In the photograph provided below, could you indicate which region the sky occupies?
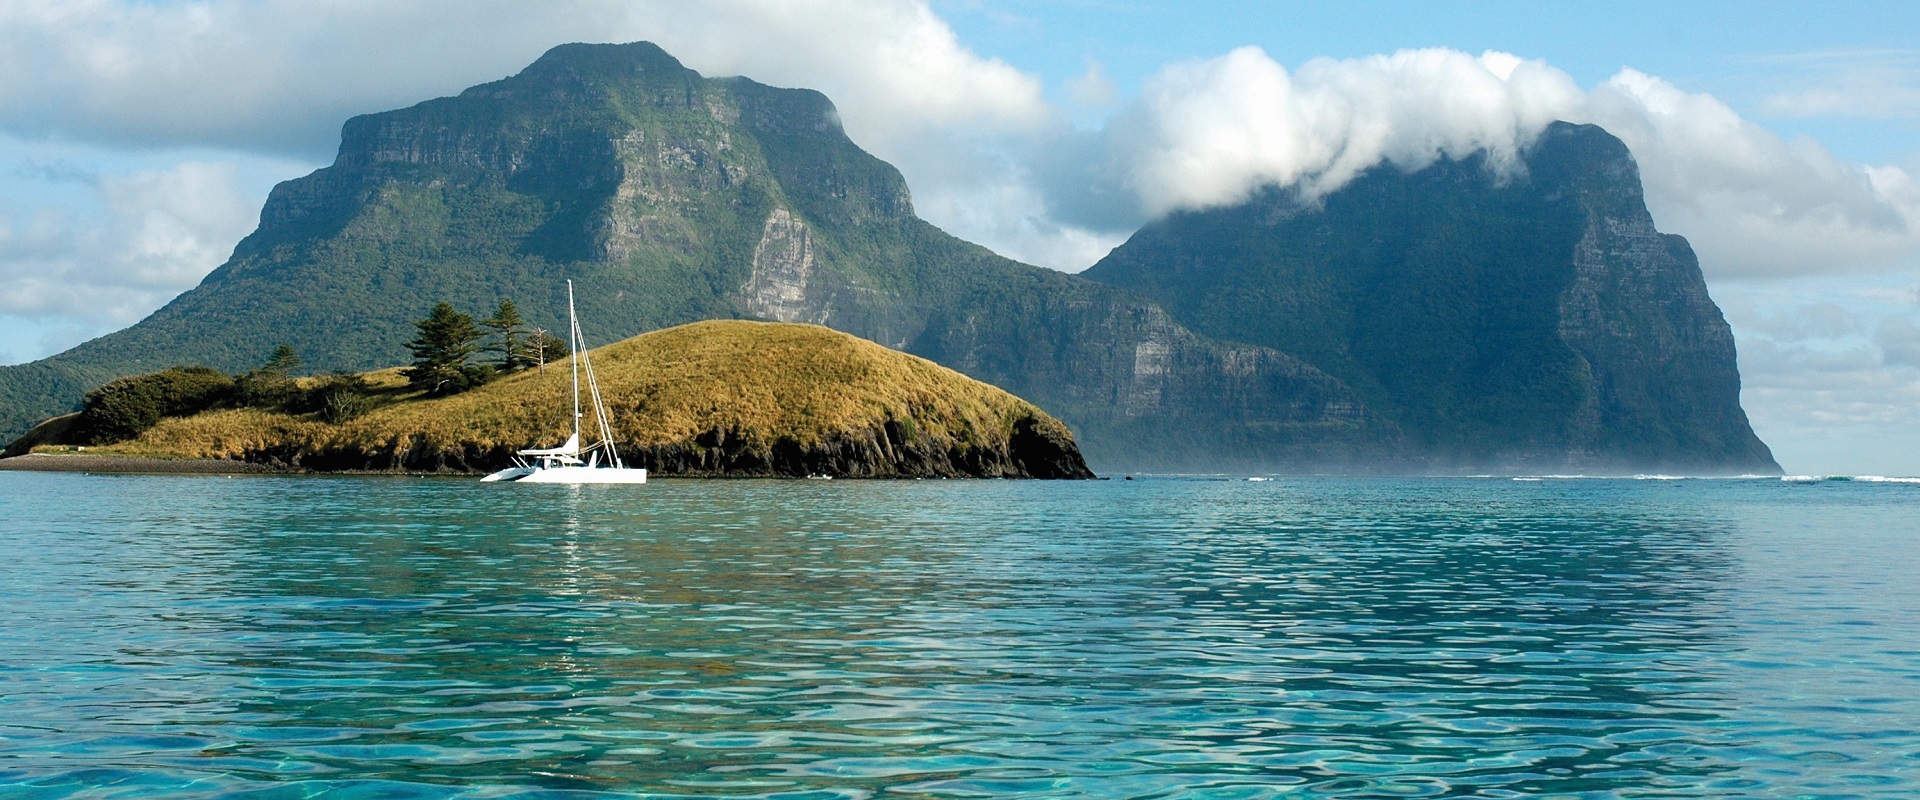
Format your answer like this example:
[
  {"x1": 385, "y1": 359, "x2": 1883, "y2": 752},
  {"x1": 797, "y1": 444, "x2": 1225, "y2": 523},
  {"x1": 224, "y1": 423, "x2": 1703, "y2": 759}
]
[{"x1": 1, "y1": 0, "x2": 1917, "y2": 475}]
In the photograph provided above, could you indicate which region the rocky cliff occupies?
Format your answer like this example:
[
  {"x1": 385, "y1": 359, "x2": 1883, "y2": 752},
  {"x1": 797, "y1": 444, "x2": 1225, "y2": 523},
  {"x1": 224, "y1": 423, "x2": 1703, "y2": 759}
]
[{"x1": 1083, "y1": 122, "x2": 1777, "y2": 473}]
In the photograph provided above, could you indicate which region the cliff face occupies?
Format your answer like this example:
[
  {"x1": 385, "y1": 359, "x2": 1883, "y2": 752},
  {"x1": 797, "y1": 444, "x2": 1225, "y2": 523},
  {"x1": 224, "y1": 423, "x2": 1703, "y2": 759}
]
[
  {"x1": 1083, "y1": 122, "x2": 1777, "y2": 473},
  {"x1": 0, "y1": 42, "x2": 1379, "y2": 470}
]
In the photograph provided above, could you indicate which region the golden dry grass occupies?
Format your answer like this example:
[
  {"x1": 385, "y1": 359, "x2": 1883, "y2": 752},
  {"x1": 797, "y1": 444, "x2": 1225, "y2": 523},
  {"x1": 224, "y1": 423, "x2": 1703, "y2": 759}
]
[{"x1": 88, "y1": 320, "x2": 1072, "y2": 462}]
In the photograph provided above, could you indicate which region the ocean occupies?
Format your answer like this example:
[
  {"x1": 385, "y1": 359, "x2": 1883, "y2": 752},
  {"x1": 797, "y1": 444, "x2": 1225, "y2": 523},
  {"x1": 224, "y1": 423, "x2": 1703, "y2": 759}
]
[{"x1": 1, "y1": 471, "x2": 1916, "y2": 798}]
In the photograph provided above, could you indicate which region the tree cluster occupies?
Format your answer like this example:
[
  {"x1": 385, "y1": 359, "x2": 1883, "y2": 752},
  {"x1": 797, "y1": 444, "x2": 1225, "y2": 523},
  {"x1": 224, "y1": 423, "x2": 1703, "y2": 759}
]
[
  {"x1": 404, "y1": 299, "x2": 566, "y2": 396},
  {"x1": 69, "y1": 346, "x2": 380, "y2": 445},
  {"x1": 63, "y1": 297, "x2": 569, "y2": 445}
]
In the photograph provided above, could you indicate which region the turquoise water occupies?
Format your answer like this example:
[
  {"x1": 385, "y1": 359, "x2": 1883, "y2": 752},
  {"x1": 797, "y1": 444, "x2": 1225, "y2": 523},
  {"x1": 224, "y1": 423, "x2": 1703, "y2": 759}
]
[{"x1": 1, "y1": 473, "x2": 1917, "y2": 798}]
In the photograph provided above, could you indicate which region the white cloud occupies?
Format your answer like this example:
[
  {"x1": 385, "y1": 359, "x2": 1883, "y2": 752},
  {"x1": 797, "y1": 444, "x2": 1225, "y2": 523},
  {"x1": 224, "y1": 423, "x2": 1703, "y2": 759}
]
[
  {"x1": 0, "y1": 0, "x2": 1072, "y2": 273},
  {"x1": 1757, "y1": 50, "x2": 1920, "y2": 120},
  {"x1": 1715, "y1": 275, "x2": 1920, "y2": 474},
  {"x1": 1879, "y1": 315, "x2": 1920, "y2": 367},
  {"x1": 0, "y1": 0, "x2": 1049, "y2": 161},
  {"x1": 1586, "y1": 70, "x2": 1920, "y2": 278},
  {"x1": 1087, "y1": 47, "x2": 1582, "y2": 219},
  {"x1": 0, "y1": 160, "x2": 262, "y2": 338},
  {"x1": 1033, "y1": 47, "x2": 1920, "y2": 279},
  {"x1": 1065, "y1": 61, "x2": 1117, "y2": 111}
]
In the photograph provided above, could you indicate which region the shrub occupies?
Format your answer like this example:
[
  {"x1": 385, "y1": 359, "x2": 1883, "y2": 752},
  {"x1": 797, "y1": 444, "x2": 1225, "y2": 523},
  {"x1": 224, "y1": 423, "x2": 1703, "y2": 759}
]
[
  {"x1": 320, "y1": 390, "x2": 374, "y2": 424},
  {"x1": 294, "y1": 373, "x2": 377, "y2": 423},
  {"x1": 319, "y1": 385, "x2": 374, "y2": 423},
  {"x1": 71, "y1": 366, "x2": 235, "y2": 444},
  {"x1": 457, "y1": 363, "x2": 497, "y2": 393},
  {"x1": 234, "y1": 370, "x2": 301, "y2": 408}
]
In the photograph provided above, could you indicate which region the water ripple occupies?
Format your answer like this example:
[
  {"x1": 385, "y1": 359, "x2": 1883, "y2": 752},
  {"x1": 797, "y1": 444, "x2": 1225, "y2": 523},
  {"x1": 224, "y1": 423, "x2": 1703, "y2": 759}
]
[{"x1": 2, "y1": 474, "x2": 1918, "y2": 797}]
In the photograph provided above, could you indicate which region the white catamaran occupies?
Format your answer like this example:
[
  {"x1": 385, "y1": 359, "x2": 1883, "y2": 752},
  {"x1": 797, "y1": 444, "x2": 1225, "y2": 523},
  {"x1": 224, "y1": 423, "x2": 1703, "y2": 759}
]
[{"x1": 481, "y1": 280, "x2": 647, "y2": 484}]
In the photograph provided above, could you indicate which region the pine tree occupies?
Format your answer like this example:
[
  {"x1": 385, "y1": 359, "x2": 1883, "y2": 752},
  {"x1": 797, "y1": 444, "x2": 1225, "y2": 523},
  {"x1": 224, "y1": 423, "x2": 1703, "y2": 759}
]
[
  {"x1": 264, "y1": 344, "x2": 301, "y2": 375},
  {"x1": 235, "y1": 344, "x2": 302, "y2": 408},
  {"x1": 404, "y1": 302, "x2": 489, "y2": 396},
  {"x1": 481, "y1": 299, "x2": 527, "y2": 372}
]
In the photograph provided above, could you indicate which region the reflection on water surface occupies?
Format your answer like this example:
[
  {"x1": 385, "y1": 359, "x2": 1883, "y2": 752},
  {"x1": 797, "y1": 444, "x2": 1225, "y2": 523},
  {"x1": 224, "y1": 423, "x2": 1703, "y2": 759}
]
[{"x1": 2, "y1": 474, "x2": 1917, "y2": 797}]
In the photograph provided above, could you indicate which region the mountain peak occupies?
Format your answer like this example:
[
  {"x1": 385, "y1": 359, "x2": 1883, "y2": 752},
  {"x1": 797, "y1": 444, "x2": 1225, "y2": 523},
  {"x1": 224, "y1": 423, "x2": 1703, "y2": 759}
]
[
  {"x1": 521, "y1": 40, "x2": 691, "y2": 77},
  {"x1": 1527, "y1": 121, "x2": 1651, "y2": 220},
  {"x1": 455, "y1": 41, "x2": 703, "y2": 105}
]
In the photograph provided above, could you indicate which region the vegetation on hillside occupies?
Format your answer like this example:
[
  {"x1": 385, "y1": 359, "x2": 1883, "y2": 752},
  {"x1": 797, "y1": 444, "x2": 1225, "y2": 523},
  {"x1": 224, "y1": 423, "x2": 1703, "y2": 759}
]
[
  {"x1": 233, "y1": 344, "x2": 303, "y2": 408},
  {"x1": 0, "y1": 40, "x2": 1358, "y2": 472},
  {"x1": 69, "y1": 366, "x2": 237, "y2": 445},
  {"x1": 404, "y1": 302, "x2": 493, "y2": 396},
  {"x1": 42, "y1": 296, "x2": 541, "y2": 449}
]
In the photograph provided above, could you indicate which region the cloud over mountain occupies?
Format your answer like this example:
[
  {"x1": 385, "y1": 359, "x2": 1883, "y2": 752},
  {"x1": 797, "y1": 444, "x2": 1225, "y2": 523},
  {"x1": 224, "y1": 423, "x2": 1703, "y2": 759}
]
[
  {"x1": 0, "y1": 0, "x2": 1049, "y2": 157},
  {"x1": 0, "y1": 0, "x2": 1056, "y2": 346},
  {"x1": 3, "y1": 0, "x2": 1919, "y2": 473},
  {"x1": 1041, "y1": 47, "x2": 1920, "y2": 280},
  {"x1": 4, "y1": 1, "x2": 1914, "y2": 281}
]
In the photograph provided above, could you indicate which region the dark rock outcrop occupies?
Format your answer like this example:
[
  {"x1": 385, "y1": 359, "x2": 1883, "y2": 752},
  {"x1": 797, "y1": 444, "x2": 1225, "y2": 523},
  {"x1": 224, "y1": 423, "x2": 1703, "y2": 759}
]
[{"x1": 1083, "y1": 123, "x2": 1777, "y2": 473}]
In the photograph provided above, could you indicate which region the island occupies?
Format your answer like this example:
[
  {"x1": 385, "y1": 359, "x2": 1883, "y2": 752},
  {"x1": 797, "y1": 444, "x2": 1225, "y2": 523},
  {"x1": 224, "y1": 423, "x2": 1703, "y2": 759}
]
[{"x1": 2, "y1": 321, "x2": 1095, "y2": 479}]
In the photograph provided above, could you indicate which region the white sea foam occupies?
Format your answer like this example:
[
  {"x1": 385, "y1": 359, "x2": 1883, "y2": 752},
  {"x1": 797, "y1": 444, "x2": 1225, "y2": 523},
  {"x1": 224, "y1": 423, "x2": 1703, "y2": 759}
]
[{"x1": 1776, "y1": 475, "x2": 1918, "y2": 483}]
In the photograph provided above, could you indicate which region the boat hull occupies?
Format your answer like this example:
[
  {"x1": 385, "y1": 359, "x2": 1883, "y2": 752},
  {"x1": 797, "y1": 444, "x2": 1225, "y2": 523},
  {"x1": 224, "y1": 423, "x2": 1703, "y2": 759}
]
[
  {"x1": 489, "y1": 466, "x2": 648, "y2": 484},
  {"x1": 480, "y1": 466, "x2": 535, "y2": 482}
]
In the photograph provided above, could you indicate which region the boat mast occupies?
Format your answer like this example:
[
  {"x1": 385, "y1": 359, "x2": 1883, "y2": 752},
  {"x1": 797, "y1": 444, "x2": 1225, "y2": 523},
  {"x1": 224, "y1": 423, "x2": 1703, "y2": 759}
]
[{"x1": 567, "y1": 280, "x2": 582, "y2": 449}]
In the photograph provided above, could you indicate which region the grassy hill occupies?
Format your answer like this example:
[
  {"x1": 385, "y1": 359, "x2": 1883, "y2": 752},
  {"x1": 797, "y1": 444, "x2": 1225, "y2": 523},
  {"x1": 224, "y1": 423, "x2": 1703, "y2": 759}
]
[{"x1": 24, "y1": 321, "x2": 1092, "y2": 478}]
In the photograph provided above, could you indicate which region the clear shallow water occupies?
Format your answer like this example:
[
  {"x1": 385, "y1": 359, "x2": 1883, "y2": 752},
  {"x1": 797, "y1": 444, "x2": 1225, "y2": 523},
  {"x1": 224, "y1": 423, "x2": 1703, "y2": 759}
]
[{"x1": 1, "y1": 473, "x2": 1917, "y2": 799}]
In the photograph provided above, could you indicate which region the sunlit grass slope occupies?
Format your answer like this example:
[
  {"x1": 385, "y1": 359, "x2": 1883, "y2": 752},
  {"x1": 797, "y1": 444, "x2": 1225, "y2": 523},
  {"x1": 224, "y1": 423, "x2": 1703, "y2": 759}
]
[{"x1": 90, "y1": 321, "x2": 1093, "y2": 478}]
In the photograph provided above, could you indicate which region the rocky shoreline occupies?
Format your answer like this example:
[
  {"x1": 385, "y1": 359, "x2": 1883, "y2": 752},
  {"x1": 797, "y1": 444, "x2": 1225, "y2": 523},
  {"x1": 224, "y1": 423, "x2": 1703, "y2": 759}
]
[
  {"x1": 0, "y1": 429, "x2": 1094, "y2": 478},
  {"x1": 0, "y1": 453, "x2": 276, "y2": 474}
]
